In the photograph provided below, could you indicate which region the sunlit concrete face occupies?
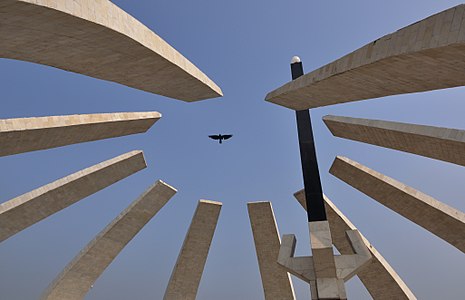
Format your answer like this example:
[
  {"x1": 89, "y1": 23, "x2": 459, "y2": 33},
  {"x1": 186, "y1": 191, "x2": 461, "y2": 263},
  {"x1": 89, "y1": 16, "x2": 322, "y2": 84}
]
[
  {"x1": 324, "y1": 115, "x2": 465, "y2": 167},
  {"x1": 266, "y1": 5, "x2": 465, "y2": 110},
  {"x1": 294, "y1": 190, "x2": 416, "y2": 300},
  {"x1": 330, "y1": 156, "x2": 465, "y2": 253},
  {"x1": 0, "y1": 0, "x2": 222, "y2": 101},
  {"x1": 164, "y1": 200, "x2": 222, "y2": 300},
  {"x1": 41, "y1": 180, "x2": 177, "y2": 300},
  {"x1": 0, "y1": 112, "x2": 160, "y2": 157},
  {"x1": 0, "y1": 151, "x2": 146, "y2": 243},
  {"x1": 247, "y1": 202, "x2": 296, "y2": 300}
]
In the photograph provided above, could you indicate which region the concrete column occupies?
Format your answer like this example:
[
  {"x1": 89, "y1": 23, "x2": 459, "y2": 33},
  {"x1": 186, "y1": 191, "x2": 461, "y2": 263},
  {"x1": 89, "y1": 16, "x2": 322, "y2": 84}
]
[
  {"x1": 265, "y1": 5, "x2": 465, "y2": 110},
  {"x1": 0, "y1": 150, "x2": 146, "y2": 243},
  {"x1": 330, "y1": 156, "x2": 465, "y2": 253},
  {"x1": 0, "y1": 112, "x2": 160, "y2": 157},
  {"x1": 324, "y1": 115, "x2": 465, "y2": 167},
  {"x1": 0, "y1": 0, "x2": 222, "y2": 101},
  {"x1": 295, "y1": 190, "x2": 416, "y2": 299},
  {"x1": 247, "y1": 202, "x2": 296, "y2": 300},
  {"x1": 41, "y1": 180, "x2": 177, "y2": 300},
  {"x1": 164, "y1": 200, "x2": 222, "y2": 300}
]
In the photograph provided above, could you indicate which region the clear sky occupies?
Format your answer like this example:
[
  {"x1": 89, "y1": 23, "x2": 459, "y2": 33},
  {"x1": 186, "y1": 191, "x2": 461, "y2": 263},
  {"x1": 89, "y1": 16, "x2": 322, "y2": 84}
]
[{"x1": 1, "y1": 1, "x2": 465, "y2": 299}]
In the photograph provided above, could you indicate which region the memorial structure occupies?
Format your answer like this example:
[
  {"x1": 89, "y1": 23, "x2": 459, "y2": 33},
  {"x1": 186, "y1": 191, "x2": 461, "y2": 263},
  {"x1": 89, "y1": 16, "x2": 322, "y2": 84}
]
[
  {"x1": 262, "y1": 4, "x2": 465, "y2": 299},
  {"x1": 0, "y1": 0, "x2": 223, "y2": 299}
]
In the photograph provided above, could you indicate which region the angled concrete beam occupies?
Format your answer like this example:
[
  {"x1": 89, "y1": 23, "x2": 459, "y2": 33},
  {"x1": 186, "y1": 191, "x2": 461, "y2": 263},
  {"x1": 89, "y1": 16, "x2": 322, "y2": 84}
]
[
  {"x1": 41, "y1": 180, "x2": 177, "y2": 300},
  {"x1": 330, "y1": 156, "x2": 465, "y2": 253},
  {"x1": 0, "y1": 0, "x2": 222, "y2": 101},
  {"x1": 247, "y1": 202, "x2": 296, "y2": 300},
  {"x1": 0, "y1": 151, "x2": 146, "y2": 243},
  {"x1": 0, "y1": 112, "x2": 161, "y2": 157},
  {"x1": 324, "y1": 115, "x2": 465, "y2": 167},
  {"x1": 295, "y1": 190, "x2": 416, "y2": 300},
  {"x1": 266, "y1": 5, "x2": 465, "y2": 109},
  {"x1": 164, "y1": 200, "x2": 222, "y2": 300}
]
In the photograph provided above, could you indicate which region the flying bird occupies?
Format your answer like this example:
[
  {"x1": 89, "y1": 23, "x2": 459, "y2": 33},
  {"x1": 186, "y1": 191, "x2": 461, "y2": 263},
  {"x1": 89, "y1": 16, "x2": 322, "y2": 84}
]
[{"x1": 209, "y1": 134, "x2": 233, "y2": 144}]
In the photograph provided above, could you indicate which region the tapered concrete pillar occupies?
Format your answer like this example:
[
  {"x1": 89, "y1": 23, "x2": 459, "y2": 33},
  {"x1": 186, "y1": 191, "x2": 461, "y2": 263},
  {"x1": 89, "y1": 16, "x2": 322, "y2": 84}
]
[
  {"x1": 41, "y1": 180, "x2": 177, "y2": 300},
  {"x1": 247, "y1": 202, "x2": 296, "y2": 300},
  {"x1": 265, "y1": 5, "x2": 465, "y2": 109},
  {"x1": 295, "y1": 190, "x2": 416, "y2": 299},
  {"x1": 0, "y1": 112, "x2": 160, "y2": 157},
  {"x1": 0, "y1": 150, "x2": 146, "y2": 243},
  {"x1": 330, "y1": 156, "x2": 465, "y2": 253},
  {"x1": 164, "y1": 200, "x2": 222, "y2": 300},
  {"x1": 0, "y1": 0, "x2": 222, "y2": 101},
  {"x1": 324, "y1": 115, "x2": 465, "y2": 167}
]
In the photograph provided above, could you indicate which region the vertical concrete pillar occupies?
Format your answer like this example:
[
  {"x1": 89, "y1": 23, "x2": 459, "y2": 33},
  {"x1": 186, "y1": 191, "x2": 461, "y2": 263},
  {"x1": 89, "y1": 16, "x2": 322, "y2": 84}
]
[
  {"x1": 41, "y1": 180, "x2": 177, "y2": 300},
  {"x1": 164, "y1": 200, "x2": 222, "y2": 300}
]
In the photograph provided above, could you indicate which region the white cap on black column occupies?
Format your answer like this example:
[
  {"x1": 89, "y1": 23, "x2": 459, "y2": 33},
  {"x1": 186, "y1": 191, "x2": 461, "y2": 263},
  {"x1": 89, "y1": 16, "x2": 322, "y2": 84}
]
[{"x1": 291, "y1": 56, "x2": 301, "y2": 64}]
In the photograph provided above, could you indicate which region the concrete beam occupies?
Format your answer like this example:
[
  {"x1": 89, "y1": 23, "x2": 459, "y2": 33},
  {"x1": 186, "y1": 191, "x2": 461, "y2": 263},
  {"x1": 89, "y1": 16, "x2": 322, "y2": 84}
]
[
  {"x1": 266, "y1": 5, "x2": 465, "y2": 109},
  {"x1": 324, "y1": 115, "x2": 465, "y2": 167},
  {"x1": 295, "y1": 190, "x2": 416, "y2": 299},
  {"x1": 41, "y1": 180, "x2": 177, "y2": 300},
  {"x1": 247, "y1": 202, "x2": 296, "y2": 300},
  {"x1": 0, "y1": 151, "x2": 146, "y2": 243},
  {"x1": 0, "y1": 112, "x2": 160, "y2": 157},
  {"x1": 330, "y1": 156, "x2": 465, "y2": 253},
  {"x1": 164, "y1": 200, "x2": 222, "y2": 300},
  {"x1": 0, "y1": 0, "x2": 222, "y2": 101}
]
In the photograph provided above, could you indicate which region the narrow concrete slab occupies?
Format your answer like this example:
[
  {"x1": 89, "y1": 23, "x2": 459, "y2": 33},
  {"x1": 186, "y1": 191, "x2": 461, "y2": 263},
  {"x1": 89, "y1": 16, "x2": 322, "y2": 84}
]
[
  {"x1": 164, "y1": 200, "x2": 222, "y2": 300},
  {"x1": 295, "y1": 190, "x2": 416, "y2": 299},
  {"x1": 0, "y1": 112, "x2": 160, "y2": 157},
  {"x1": 247, "y1": 202, "x2": 296, "y2": 300},
  {"x1": 41, "y1": 180, "x2": 177, "y2": 300},
  {"x1": 0, "y1": 0, "x2": 222, "y2": 101},
  {"x1": 266, "y1": 5, "x2": 465, "y2": 109},
  {"x1": 0, "y1": 151, "x2": 146, "y2": 243},
  {"x1": 324, "y1": 115, "x2": 465, "y2": 167},
  {"x1": 330, "y1": 156, "x2": 465, "y2": 253}
]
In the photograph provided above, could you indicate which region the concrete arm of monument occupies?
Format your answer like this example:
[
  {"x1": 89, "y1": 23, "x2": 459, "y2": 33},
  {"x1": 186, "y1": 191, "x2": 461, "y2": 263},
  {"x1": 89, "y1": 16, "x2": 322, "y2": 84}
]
[
  {"x1": 265, "y1": 5, "x2": 465, "y2": 110},
  {"x1": 0, "y1": 0, "x2": 222, "y2": 101},
  {"x1": 277, "y1": 231, "x2": 371, "y2": 284},
  {"x1": 334, "y1": 230, "x2": 372, "y2": 281},
  {"x1": 277, "y1": 234, "x2": 316, "y2": 282}
]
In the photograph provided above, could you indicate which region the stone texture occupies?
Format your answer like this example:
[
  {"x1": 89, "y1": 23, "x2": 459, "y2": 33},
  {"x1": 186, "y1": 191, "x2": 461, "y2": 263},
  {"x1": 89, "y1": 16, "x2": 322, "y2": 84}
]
[
  {"x1": 0, "y1": 0, "x2": 222, "y2": 101},
  {"x1": 164, "y1": 200, "x2": 222, "y2": 300},
  {"x1": 247, "y1": 202, "x2": 296, "y2": 300},
  {"x1": 266, "y1": 5, "x2": 465, "y2": 109},
  {"x1": 0, "y1": 112, "x2": 160, "y2": 157},
  {"x1": 295, "y1": 190, "x2": 416, "y2": 299},
  {"x1": 41, "y1": 180, "x2": 177, "y2": 300},
  {"x1": 0, "y1": 151, "x2": 146, "y2": 243},
  {"x1": 324, "y1": 115, "x2": 465, "y2": 167},
  {"x1": 330, "y1": 156, "x2": 465, "y2": 253}
]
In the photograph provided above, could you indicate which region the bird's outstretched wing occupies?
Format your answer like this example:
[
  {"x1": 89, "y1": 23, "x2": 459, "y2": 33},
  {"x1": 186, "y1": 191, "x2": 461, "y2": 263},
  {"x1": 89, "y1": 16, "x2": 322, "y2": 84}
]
[
  {"x1": 209, "y1": 135, "x2": 220, "y2": 140},
  {"x1": 223, "y1": 134, "x2": 233, "y2": 140}
]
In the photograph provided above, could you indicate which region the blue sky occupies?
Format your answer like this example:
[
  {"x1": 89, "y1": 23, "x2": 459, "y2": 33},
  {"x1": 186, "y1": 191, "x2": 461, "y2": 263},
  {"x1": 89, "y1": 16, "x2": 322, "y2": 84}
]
[{"x1": 1, "y1": 1, "x2": 465, "y2": 299}]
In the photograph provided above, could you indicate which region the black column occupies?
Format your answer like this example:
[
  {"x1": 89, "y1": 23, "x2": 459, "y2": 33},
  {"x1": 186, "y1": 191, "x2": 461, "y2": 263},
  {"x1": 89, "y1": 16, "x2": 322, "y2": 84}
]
[{"x1": 291, "y1": 61, "x2": 326, "y2": 222}]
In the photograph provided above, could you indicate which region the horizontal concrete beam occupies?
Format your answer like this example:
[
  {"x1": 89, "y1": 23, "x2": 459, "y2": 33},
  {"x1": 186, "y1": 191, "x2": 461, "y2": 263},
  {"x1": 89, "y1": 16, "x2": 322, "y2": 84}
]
[
  {"x1": 0, "y1": 151, "x2": 146, "y2": 243},
  {"x1": 330, "y1": 156, "x2": 465, "y2": 253},
  {"x1": 41, "y1": 180, "x2": 177, "y2": 300},
  {"x1": 0, "y1": 112, "x2": 160, "y2": 157},
  {"x1": 164, "y1": 200, "x2": 222, "y2": 300},
  {"x1": 294, "y1": 190, "x2": 416, "y2": 299},
  {"x1": 0, "y1": 0, "x2": 222, "y2": 101},
  {"x1": 324, "y1": 115, "x2": 465, "y2": 166},
  {"x1": 247, "y1": 202, "x2": 296, "y2": 300},
  {"x1": 266, "y1": 5, "x2": 465, "y2": 109}
]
